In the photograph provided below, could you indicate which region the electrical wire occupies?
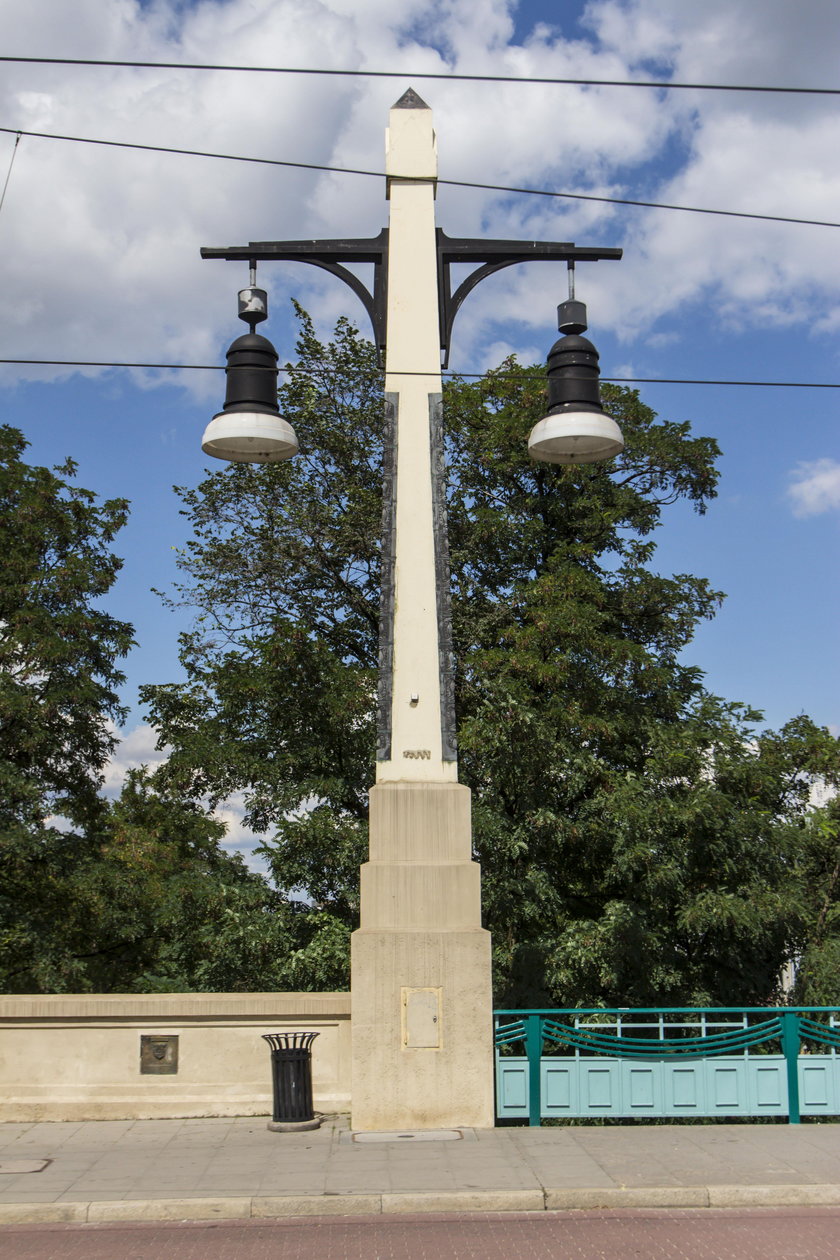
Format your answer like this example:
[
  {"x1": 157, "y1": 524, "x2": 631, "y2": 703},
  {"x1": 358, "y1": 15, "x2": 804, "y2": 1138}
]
[
  {"x1": 1, "y1": 125, "x2": 837, "y2": 230},
  {"x1": 0, "y1": 85, "x2": 834, "y2": 390},
  {"x1": 0, "y1": 132, "x2": 21, "y2": 218},
  {"x1": 0, "y1": 55, "x2": 838, "y2": 96},
  {"x1": 3, "y1": 357, "x2": 840, "y2": 388}
]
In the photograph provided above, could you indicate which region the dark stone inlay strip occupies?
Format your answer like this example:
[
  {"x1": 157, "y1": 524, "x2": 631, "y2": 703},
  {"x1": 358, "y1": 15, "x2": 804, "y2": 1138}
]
[
  {"x1": 376, "y1": 393, "x2": 398, "y2": 761},
  {"x1": 429, "y1": 393, "x2": 458, "y2": 761}
]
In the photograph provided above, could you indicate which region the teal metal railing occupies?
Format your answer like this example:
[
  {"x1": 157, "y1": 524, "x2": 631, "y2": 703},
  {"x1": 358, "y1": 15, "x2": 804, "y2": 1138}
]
[{"x1": 494, "y1": 1007, "x2": 840, "y2": 1126}]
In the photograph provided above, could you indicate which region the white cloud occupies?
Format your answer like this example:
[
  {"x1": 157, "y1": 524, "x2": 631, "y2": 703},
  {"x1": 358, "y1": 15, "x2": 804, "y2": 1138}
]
[
  {"x1": 102, "y1": 721, "x2": 169, "y2": 794},
  {"x1": 104, "y1": 722, "x2": 268, "y2": 873},
  {"x1": 645, "y1": 331, "x2": 679, "y2": 350},
  {"x1": 810, "y1": 778, "x2": 837, "y2": 808},
  {"x1": 0, "y1": 0, "x2": 838, "y2": 388},
  {"x1": 787, "y1": 458, "x2": 840, "y2": 518},
  {"x1": 212, "y1": 790, "x2": 272, "y2": 876},
  {"x1": 476, "y1": 338, "x2": 542, "y2": 371}
]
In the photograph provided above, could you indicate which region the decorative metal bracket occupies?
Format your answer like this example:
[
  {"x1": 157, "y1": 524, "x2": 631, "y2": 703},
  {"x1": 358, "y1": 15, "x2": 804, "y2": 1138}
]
[
  {"x1": 435, "y1": 232, "x2": 622, "y2": 367},
  {"x1": 201, "y1": 229, "x2": 622, "y2": 366},
  {"x1": 201, "y1": 230, "x2": 390, "y2": 356}
]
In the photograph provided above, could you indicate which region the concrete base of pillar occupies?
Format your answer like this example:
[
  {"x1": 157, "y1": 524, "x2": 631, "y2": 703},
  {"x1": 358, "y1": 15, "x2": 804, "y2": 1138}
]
[{"x1": 350, "y1": 782, "x2": 495, "y2": 1131}]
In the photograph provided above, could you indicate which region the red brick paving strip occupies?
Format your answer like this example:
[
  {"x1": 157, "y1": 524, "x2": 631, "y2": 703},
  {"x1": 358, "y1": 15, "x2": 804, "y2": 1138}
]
[{"x1": 3, "y1": 1208, "x2": 840, "y2": 1260}]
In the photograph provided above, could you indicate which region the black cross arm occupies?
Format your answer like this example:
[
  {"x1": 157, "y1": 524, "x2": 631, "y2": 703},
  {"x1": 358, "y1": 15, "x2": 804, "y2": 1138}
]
[
  {"x1": 200, "y1": 227, "x2": 621, "y2": 365},
  {"x1": 436, "y1": 230, "x2": 622, "y2": 366},
  {"x1": 199, "y1": 229, "x2": 389, "y2": 265},
  {"x1": 200, "y1": 231, "x2": 390, "y2": 353},
  {"x1": 436, "y1": 232, "x2": 622, "y2": 265}
]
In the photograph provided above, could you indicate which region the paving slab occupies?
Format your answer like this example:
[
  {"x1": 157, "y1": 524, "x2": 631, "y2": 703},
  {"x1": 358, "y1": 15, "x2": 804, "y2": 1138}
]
[{"x1": 0, "y1": 1117, "x2": 838, "y2": 1223}]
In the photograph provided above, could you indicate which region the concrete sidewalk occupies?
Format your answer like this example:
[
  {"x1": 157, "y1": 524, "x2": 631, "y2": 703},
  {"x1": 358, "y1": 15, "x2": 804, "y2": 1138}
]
[{"x1": 1, "y1": 1116, "x2": 839, "y2": 1225}]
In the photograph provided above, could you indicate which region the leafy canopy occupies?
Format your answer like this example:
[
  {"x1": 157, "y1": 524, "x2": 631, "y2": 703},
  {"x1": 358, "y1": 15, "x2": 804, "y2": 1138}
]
[
  {"x1": 0, "y1": 425, "x2": 132, "y2": 831},
  {"x1": 0, "y1": 429, "x2": 348, "y2": 995},
  {"x1": 143, "y1": 311, "x2": 840, "y2": 1007}
]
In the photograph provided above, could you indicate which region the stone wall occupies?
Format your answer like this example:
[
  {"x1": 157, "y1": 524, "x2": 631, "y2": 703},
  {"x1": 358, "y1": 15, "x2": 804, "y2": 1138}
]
[{"x1": 0, "y1": 992, "x2": 351, "y2": 1121}]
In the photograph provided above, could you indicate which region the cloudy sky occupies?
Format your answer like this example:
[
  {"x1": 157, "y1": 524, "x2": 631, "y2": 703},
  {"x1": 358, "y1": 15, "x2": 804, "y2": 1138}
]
[{"x1": 1, "y1": 0, "x2": 838, "y2": 858}]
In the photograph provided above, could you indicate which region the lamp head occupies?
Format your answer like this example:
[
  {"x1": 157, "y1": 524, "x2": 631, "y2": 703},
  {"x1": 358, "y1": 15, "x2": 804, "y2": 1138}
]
[
  {"x1": 528, "y1": 303, "x2": 623, "y2": 465},
  {"x1": 202, "y1": 331, "x2": 298, "y2": 463}
]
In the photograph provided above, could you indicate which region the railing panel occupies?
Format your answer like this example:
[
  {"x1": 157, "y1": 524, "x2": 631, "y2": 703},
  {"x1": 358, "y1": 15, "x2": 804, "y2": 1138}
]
[
  {"x1": 543, "y1": 1060, "x2": 574, "y2": 1113},
  {"x1": 800, "y1": 1057, "x2": 840, "y2": 1113},
  {"x1": 668, "y1": 1064, "x2": 700, "y2": 1112},
  {"x1": 496, "y1": 1055, "x2": 790, "y2": 1119},
  {"x1": 496, "y1": 1058, "x2": 529, "y2": 1117},
  {"x1": 625, "y1": 1062, "x2": 659, "y2": 1112},
  {"x1": 494, "y1": 1007, "x2": 840, "y2": 1124}
]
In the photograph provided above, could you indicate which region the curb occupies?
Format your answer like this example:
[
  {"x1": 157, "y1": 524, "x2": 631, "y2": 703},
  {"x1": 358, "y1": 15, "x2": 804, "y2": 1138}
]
[{"x1": 2, "y1": 1184, "x2": 840, "y2": 1224}]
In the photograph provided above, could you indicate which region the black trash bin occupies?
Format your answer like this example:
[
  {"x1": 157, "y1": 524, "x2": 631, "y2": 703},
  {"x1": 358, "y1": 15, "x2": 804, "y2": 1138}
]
[{"x1": 262, "y1": 1031, "x2": 321, "y2": 1131}]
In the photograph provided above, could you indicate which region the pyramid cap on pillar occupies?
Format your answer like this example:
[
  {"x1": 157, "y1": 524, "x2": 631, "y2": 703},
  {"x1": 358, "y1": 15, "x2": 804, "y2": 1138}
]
[
  {"x1": 386, "y1": 88, "x2": 437, "y2": 189},
  {"x1": 392, "y1": 87, "x2": 430, "y2": 109}
]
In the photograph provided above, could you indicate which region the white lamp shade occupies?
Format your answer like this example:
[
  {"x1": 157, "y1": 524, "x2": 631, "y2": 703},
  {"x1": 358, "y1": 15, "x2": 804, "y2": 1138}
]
[
  {"x1": 201, "y1": 411, "x2": 299, "y2": 463},
  {"x1": 528, "y1": 410, "x2": 624, "y2": 465}
]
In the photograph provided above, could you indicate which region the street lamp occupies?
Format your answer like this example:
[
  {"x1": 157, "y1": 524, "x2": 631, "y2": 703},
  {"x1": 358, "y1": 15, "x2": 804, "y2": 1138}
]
[
  {"x1": 203, "y1": 285, "x2": 624, "y2": 468},
  {"x1": 202, "y1": 281, "x2": 623, "y2": 470},
  {"x1": 199, "y1": 90, "x2": 623, "y2": 1131},
  {"x1": 201, "y1": 278, "x2": 298, "y2": 462},
  {"x1": 528, "y1": 297, "x2": 624, "y2": 464}
]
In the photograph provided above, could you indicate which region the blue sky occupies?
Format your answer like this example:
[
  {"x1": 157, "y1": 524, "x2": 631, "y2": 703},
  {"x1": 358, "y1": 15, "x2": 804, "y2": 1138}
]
[{"x1": 1, "y1": 0, "x2": 838, "y2": 854}]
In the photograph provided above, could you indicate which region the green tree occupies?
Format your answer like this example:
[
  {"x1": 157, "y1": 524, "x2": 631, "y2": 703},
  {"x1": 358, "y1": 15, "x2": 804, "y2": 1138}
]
[
  {"x1": 143, "y1": 312, "x2": 840, "y2": 1006},
  {"x1": 146, "y1": 311, "x2": 381, "y2": 958},
  {"x1": 0, "y1": 429, "x2": 329, "y2": 996},
  {"x1": 790, "y1": 796, "x2": 840, "y2": 1007},
  {"x1": 0, "y1": 762, "x2": 338, "y2": 994},
  {"x1": 0, "y1": 424, "x2": 133, "y2": 991},
  {"x1": 0, "y1": 426, "x2": 133, "y2": 832},
  {"x1": 444, "y1": 374, "x2": 839, "y2": 1006}
]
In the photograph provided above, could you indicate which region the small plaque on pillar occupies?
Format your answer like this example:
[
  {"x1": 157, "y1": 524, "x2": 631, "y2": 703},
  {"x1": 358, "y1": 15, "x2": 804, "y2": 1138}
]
[
  {"x1": 401, "y1": 987, "x2": 442, "y2": 1049},
  {"x1": 140, "y1": 1034, "x2": 179, "y2": 1074}
]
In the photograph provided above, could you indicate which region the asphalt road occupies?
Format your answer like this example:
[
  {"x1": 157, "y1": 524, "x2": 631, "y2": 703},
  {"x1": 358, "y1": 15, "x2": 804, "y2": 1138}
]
[{"x1": 3, "y1": 1207, "x2": 840, "y2": 1259}]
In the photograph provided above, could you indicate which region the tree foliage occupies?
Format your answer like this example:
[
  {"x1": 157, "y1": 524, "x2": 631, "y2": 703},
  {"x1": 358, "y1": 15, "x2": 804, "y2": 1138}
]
[
  {"x1": 143, "y1": 312, "x2": 840, "y2": 1007},
  {"x1": 0, "y1": 428, "x2": 347, "y2": 995},
  {"x1": 0, "y1": 425, "x2": 133, "y2": 832}
]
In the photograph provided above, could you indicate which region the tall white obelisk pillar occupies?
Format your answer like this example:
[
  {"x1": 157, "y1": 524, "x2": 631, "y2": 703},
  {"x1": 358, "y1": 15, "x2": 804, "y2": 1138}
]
[{"x1": 349, "y1": 91, "x2": 495, "y2": 1130}]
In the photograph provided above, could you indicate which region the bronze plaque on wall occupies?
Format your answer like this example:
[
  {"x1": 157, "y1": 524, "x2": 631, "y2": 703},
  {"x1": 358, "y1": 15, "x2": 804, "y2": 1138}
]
[{"x1": 140, "y1": 1034, "x2": 179, "y2": 1074}]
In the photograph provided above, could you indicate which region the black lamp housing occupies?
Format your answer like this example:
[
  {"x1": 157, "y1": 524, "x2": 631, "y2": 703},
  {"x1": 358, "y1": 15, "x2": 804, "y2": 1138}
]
[{"x1": 527, "y1": 301, "x2": 624, "y2": 465}]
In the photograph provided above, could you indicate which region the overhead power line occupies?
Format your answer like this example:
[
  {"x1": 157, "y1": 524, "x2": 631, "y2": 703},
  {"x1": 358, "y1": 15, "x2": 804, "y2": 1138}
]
[
  {"x1": 3, "y1": 357, "x2": 840, "y2": 389},
  {"x1": 603, "y1": 378, "x2": 840, "y2": 388},
  {"x1": 0, "y1": 55, "x2": 838, "y2": 96},
  {"x1": 0, "y1": 131, "x2": 20, "y2": 217},
  {"x1": 2, "y1": 125, "x2": 837, "y2": 230}
]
